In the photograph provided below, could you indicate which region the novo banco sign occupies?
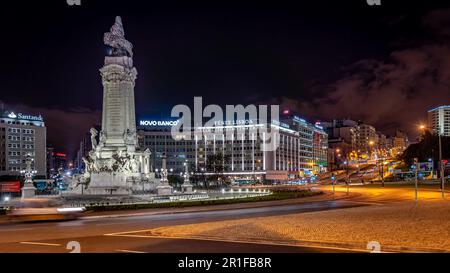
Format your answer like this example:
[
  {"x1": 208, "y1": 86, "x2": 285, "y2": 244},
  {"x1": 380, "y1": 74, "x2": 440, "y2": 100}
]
[{"x1": 139, "y1": 120, "x2": 180, "y2": 127}]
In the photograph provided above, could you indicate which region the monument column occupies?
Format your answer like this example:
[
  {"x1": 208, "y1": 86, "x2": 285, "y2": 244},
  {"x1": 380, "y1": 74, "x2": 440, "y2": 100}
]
[{"x1": 100, "y1": 16, "x2": 137, "y2": 148}]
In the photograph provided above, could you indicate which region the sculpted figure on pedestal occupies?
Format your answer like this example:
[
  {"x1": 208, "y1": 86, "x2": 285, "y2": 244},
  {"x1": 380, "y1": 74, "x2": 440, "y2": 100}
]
[
  {"x1": 82, "y1": 157, "x2": 93, "y2": 173},
  {"x1": 104, "y1": 16, "x2": 133, "y2": 57},
  {"x1": 90, "y1": 127, "x2": 98, "y2": 150},
  {"x1": 130, "y1": 155, "x2": 139, "y2": 173}
]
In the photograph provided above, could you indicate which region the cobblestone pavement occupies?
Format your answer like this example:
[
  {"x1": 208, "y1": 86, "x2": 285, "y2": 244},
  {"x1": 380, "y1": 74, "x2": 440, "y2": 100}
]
[{"x1": 123, "y1": 186, "x2": 450, "y2": 252}]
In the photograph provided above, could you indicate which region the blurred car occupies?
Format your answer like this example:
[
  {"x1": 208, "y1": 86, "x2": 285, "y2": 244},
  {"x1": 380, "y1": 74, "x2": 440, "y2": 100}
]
[{"x1": 7, "y1": 198, "x2": 85, "y2": 222}]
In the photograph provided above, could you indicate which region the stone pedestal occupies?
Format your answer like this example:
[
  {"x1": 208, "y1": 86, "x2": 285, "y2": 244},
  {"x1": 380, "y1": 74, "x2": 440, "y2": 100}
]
[
  {"x1": 156, "y1": 185, "x2": 173, "y2": 196},
  {"x1": 85, "y1": 172, "x2": 133, "y2": 195},
  {"x1": 181, "y1": 184, "x2": 193, "y2": 194},
  {"x1": 21, "y1": 184, "x2": 36, "y2": 199}
]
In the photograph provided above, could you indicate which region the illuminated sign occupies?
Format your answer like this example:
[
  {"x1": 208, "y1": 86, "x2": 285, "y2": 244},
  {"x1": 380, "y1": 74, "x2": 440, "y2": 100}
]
[
  {"x1": 213, "y1": 120, "x2": 254, "y2": 126},
  {"x1": 0, "y1": 181, "x2": 21, "y2": 193},
  {"x1": 293, "y1": 116, "x2": 306, "y2": 123},
  {"x1": 139, "y1": 120, "x2": 179, "y2": 127},
  {"x1": 272, "y1": 120, "x2": 290, "y2": 129},
  {"x1": 6, "y1": 111, "x2": 43, "y2": 121}
]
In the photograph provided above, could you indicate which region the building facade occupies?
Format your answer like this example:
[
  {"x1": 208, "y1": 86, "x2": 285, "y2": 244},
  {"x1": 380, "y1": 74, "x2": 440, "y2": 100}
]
[
  {"x1": 357, "y1": 124, "x2": 377, "y2": 154},
  {"x1": 0, "y1": 110, "x2": 46, "y2": 176},
  {"x1": 138, "y1": 116, "x2": 328, "y2": 181},
  {"x1": 428, "y1": 105, "x2": 450, "y2": 136}
]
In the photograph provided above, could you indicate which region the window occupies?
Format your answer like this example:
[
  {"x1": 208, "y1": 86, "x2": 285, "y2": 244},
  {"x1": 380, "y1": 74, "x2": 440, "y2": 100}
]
[{"x1": 8, "y1": 143, "x2": 20, "y2": 148}]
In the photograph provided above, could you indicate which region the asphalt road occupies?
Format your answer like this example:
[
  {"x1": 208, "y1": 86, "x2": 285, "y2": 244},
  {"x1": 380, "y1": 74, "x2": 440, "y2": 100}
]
[{"x1": 0, "y1": 199, "x2": 365, "y2": 253}]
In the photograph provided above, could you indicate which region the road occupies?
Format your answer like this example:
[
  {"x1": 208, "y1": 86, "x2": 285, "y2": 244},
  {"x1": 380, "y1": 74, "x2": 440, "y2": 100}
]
[
  {"x1": 0, "y1": 196, "x2": 367, "y2": 253},
  {"x1": 0, "y1": 184, "x2": 446, "y2": 253}
]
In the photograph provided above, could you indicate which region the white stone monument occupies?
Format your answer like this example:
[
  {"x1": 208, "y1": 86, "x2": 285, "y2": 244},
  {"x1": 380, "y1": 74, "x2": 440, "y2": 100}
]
[
  {"x1": 21, "y1": 154, "x2": 37, "y2": 199},
  {"x1": 67, "y1": 16, "x2": 157, "y2": 195}
]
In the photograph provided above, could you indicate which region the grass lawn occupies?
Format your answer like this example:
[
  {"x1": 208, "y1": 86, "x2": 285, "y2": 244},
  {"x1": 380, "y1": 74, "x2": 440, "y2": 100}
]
[{"x1": 86, "y1": 189, "x2": 323, "y2": 212}]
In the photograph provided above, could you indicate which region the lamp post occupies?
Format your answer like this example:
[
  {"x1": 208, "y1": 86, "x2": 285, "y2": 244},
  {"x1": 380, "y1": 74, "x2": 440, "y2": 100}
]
[
  {"x1": 420, "y1": 125, "x2": 444, "y2": 199},
  {"x1": 331, "y1": 173, "x2": 336, "y2": 195},
  {"x1": 369, "y1": 140, "x2": 375, "y2": 161},
  {"x1": 156, "y1": 153, "x2": 173, "y2": 196},
  {"x1": 414, "y1": 158, "x2": 418, "y2": 201},
  {"x1": 335, "y1": 148, "x2": 341, "y2": 172},
  {"x1": 181, "y1": 161, "x2": 193, "y2": 193},
  {"x1": 438, "y1": 131, "x2": 445, "y2": 199},
  {"x1": 21, "y1": 154, "x2": 37, "y2": 199},
  {"x1": 344, "y1": 161, "x2": 350, "y2": 195}
]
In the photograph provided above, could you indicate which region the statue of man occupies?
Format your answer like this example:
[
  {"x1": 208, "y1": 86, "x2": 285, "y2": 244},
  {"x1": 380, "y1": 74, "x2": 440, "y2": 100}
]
[
  {"x1": 130, "y1": 155, "x2": 139, "y2": 173},
  {"x1": 90, "y1": 127, "x2": 98, "y2": 150},
  {"x1": 82, "y1": 157, "x2": 91, "y2": 173}
]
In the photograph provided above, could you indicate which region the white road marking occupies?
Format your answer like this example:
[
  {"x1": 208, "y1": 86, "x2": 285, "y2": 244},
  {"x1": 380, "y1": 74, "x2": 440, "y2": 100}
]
[
  {"x1": 20, "y1": 241, "x2": 62, "y2": 247},
  {"x1": 0, "y1": 228, "x2": 33, "y2": 232}
]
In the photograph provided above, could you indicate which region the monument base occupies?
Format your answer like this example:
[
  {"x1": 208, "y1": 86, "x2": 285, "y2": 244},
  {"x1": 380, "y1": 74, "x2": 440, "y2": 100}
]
[
  {"x1": 181, "y1": 184, "x2": 193, "y2": 194},
  {"x1": 156, "y1": 185, "x2": 173, "y2": 196},
  {"x1": 83, "y1": 172, "x2": 130, "y2": 195},
  {"x1": 21, "y1": 185, "x2": 36, "y2": 199}
]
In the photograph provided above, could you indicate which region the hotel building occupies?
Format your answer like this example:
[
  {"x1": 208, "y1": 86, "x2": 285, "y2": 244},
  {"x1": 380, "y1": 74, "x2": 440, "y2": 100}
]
[{"x1": 138, "y1": 115, "x2": 328, "y2": 181}]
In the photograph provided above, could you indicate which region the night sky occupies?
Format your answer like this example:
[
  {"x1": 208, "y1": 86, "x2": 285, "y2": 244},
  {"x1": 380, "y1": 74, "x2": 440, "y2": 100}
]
[{"x1": 1, "y1": 0, "x2": 449, "y2": 159}]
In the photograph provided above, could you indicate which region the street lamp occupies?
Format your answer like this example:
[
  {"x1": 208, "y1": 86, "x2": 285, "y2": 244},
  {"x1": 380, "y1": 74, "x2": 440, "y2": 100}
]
[
  {"x1": 420, "y1": 124, "x2": 445, "y2": 199},
  {"x1": 369, "y1": 141, "x2": 375, "y2": 160},
  {"x1": 343, "y1": 161, "x2": 350, "y2": 195}
]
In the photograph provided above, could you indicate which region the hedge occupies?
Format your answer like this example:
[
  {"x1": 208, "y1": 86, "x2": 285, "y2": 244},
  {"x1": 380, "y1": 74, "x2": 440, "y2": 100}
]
[{"x1": 87, "y1": 189, "x2": 323, "y2": 212}]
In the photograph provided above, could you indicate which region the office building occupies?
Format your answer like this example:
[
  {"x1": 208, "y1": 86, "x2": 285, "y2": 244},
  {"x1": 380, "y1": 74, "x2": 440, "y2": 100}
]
[
  {"x1": 0, "y1": 108, "x2": 46, "y2": 176},
  {"x1": 428, "y1": 105, "x2": 450, "y2": 136}
]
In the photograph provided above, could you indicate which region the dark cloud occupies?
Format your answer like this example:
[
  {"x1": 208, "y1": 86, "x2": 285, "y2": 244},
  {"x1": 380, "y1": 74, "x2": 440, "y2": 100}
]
[
  {"x1": 423, "y1": 8, "x2": 450, "y2": 37},
  {"x1": 301, "y1": 44, "x2": 450, "y2": 136},
  {"x1": 270, "y1": 9, "x2": 450, "y2": 138}
]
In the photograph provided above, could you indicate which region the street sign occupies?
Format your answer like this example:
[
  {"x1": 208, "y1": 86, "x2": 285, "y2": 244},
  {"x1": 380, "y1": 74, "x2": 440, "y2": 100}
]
[{"x1": 418, "y1": 162, "x2": 433, "y2": 172}]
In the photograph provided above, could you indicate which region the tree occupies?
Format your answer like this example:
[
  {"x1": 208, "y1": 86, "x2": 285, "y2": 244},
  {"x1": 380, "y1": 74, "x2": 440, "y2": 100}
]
[
  {"x1": 168, "y1": 175, "x2": 183, "y2": 189},
  {"x1": 205, "y1": 153, "x2": 231, "y2": 188},
  {"x1": 189, "y1": 162, "x2": 208, "y2": 188},
  {"x1": 401, "y1": 130, "x2": 450, "y2": 173}
]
